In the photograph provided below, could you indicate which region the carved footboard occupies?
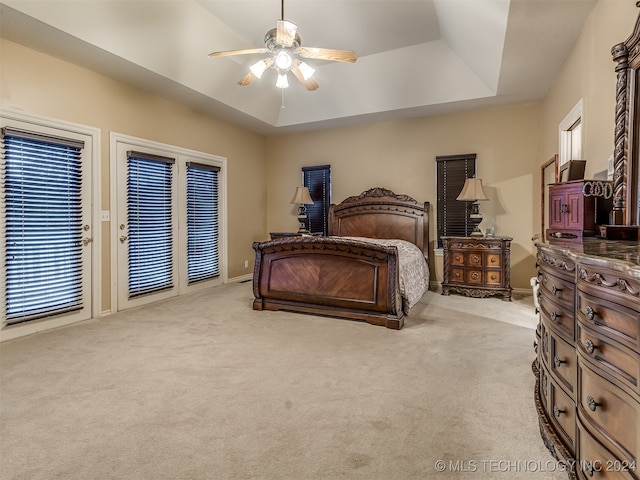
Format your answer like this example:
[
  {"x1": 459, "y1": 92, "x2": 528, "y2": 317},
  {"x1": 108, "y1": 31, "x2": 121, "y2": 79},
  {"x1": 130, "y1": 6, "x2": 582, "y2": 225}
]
[{"x1": 252, "y1": 236, "x2": 404, "y2": 329}]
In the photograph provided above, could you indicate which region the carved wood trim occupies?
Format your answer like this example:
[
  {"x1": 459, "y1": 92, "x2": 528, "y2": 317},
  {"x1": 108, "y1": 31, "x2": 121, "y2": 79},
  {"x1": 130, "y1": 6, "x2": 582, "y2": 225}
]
[
  {"x1": 339, "y1": 187, "x2": 417, "y2": 205},
  {"x1": 537, "y1": 251, "x2": 576, "y2": 274},
  {"x1": 611, "y1": 1, "x2": 640, "y2": 225},
  {"x1": 577, "y1": 265, "x2": 640, "y2": 299}
]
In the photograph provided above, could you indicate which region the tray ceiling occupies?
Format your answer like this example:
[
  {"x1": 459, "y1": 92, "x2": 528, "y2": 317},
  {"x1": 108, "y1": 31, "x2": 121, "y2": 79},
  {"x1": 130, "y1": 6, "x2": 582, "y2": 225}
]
[{"x1": 0, "y1": 0, "x2": 597, "y2": 135}]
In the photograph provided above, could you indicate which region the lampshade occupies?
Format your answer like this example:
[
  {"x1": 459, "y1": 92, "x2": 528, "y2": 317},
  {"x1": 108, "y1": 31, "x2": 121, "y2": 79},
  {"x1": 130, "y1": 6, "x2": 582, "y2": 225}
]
[
  {"x1": 249, "y1": 59, "x2": 269, "y2": 79},
  {"x1": 290, "y1": 186, "x2": 313, "y2": 205},
  {"x1": 276, "y1": 71, "x2": 289, "y2": 89},
  {"x1": 456, "y1": 178, "x2": 489, "y2": 201},
  {"x1": 297, "y1": 61, "x2": 315, "y2": 80}
]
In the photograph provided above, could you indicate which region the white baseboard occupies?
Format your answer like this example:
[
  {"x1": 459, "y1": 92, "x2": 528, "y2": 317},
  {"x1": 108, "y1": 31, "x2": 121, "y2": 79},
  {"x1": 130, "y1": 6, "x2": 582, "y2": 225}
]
[{"x1": 228, "y1": 273, "x2": 252, "y2": 283}]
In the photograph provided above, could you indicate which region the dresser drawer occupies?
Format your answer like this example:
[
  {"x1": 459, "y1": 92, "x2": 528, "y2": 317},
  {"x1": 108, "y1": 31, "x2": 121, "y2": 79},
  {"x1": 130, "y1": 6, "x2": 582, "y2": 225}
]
[
  {"x1": 539, "y1": 266, "x2": 576, "y2": 311},
  {"x1": 578, "y1": 321, "x2": 639, "y2": 396},
  {"x1": 577, "y1": 419, "x2": 637, "y2": 479},
  {"x1": 577, "y1": 290, "x2": 640, "y2": 353},
  {"x1": 578, "y1": 362, "x2": 640, "y2": 469},
  {"x1": 540, "y1": 361, "x2": 550, "y2": 415},
  {"x1": 550, "y1": 376, "x2": 577, "y2": 452},
  {"x1": 540, "y1": 293, "x2": 575, "y2": 342},
  {"x1": 537, "y1": 248, "x2": 576, "y2": 283},
  {"x1": 550, "y1": 331, "x2": 577, "y2": 397}
]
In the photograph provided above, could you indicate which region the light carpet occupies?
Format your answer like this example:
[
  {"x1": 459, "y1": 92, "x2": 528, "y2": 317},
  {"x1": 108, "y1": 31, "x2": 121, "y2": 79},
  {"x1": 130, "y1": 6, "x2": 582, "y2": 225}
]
[{"x1": 0, "y1": 283, "x2": 567, "y2": 479}]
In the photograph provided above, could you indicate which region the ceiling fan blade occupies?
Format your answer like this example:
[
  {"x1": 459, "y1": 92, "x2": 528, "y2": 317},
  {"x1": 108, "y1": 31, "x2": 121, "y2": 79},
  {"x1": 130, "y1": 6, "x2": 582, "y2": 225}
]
[
  {"x1": 297, "y1": 47, "x2": 357, "y2": 63},
  {"x1": 237, "y1": 71, "x2": 257, "y2": 86},
  {"x1": 208, "y1": 48, "x2": 268, "y2": 58},
  {"x1": 291, "y1": 66, "x2": 319, "y2": 91},
  {"x1": 276, "y1": 20, "x2": 297, "y2": 47}
]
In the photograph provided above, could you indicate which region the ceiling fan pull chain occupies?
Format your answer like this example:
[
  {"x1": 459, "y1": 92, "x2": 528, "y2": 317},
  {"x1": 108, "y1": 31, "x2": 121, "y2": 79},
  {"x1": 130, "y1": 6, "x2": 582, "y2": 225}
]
[{"x1": 281, "y1": 88, "x2": 286, "y2": 109}]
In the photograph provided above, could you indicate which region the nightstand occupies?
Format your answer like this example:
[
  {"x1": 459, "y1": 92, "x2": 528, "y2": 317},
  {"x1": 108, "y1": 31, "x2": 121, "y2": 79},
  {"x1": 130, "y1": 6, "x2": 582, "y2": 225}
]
[{"x1": 441, "y1": 236, "x2": 512, "y2": 301}]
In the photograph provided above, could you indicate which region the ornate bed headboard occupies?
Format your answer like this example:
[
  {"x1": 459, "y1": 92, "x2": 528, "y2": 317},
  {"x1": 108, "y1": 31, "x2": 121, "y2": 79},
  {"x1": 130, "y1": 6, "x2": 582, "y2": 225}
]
[{"x1": 328, "y1": 187, "x2": 430, "y2": 259}]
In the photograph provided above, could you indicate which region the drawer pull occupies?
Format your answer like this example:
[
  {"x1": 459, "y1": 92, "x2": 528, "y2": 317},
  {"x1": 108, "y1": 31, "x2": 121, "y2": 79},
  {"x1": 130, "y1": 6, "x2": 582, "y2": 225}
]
[
  {"x1": 586, "y1": 395, "x2": 600, "y2": 411},
  {"x1": 553, "y1": 356, "x2": 565, "y2": 368},
  {"x1": 470, "y1": 255, "x2": 480, "y2": 264},
  {"x1": 585, "y1": 306, "x2": 597, "y2": 321},
  {"x1": 583, "y1": 461, "x2": 595, "y2": 477},
  {"x1": 550, "y1": 311, "x2": 561, "y2": 322},
  {"x1": 490, "y1": 257, "x2": 497, "y2": 263},
  {"x1": 551, "y1": 284, "x2": 561, "y2": 295},
  {"x1": 584, "y1": 339, "x2": 597, "y2": 354},
  {"x1": 553, "y1": 405, "x2": 565, "y2": 418}
]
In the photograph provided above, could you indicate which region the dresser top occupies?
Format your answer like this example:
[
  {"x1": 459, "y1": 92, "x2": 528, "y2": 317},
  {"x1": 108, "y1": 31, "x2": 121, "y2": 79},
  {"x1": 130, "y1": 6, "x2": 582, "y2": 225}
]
[{"x1": 537, "y1": 238, "x2": 640, "y2": 274}]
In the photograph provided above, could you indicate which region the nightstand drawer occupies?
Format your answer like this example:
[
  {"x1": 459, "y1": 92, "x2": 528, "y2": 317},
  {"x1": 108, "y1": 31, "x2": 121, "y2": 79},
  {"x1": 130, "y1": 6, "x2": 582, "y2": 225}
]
[
  {"x1": 466, "y1": 251, "x2": 483, "y2": 267},
  {"x1": 450, "y1": 268, "x2": 464, "y2": 283},
  {"x1": 486, "y1": 270, "x2": 501, "y2": 285},
  {"x1": 467, "y1": 269, "x2": 484, "y2": 284},
  {"x1": 451, "y1": 252, "x2": 465, "y2": 265},
  {"x1": 486, "y1": 253, "x2": 501, "y2": 267}
]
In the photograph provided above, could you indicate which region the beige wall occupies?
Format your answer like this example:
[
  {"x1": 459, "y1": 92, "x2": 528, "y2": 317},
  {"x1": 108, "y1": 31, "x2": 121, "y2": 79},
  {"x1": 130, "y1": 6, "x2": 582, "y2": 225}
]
[
  {"x1": 266, "y1": 103, "x2": 543, "y2": 290},
  {"x1": 541, "y1": 0, "x2": 638, "y2": 177},
  {"x1": 0, "y1": 39, "x2": 267, "y2": 313}
]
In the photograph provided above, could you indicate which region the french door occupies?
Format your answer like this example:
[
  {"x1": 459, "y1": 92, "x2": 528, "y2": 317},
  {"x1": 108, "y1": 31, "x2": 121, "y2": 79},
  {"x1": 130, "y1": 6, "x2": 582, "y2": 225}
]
[
  {"x1": 114, "y1": 136, "x2": 224, "y2": 312},
  {"x1": 1, "y1": 116, "x2": 95, "y2": 339}
]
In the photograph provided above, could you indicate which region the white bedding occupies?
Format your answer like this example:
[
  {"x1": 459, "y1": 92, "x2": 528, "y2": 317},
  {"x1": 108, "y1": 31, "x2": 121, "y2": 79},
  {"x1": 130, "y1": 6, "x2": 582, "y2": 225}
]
[{"x1": 344, "y1": 237, "x2": 430, "y2": 313}]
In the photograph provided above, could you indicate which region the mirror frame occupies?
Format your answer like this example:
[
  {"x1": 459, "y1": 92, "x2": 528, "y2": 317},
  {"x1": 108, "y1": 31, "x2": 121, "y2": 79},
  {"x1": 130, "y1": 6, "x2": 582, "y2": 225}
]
[{"x1": 611, "y1": 1, "x2": 640, "y2": 225}]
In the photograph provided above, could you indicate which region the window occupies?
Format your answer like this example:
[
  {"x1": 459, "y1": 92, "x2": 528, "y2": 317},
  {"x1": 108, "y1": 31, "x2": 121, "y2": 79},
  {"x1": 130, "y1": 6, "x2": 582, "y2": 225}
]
[
  {"x1": 303, "y1": 165, "x2": 331, "y2": 236},
  {"x1": 436, "y1": 153, "x2": 477, "y2": 247},
  {"x1": 559, "y1": 99, "x2": 583, "y2": 166},
  {"x1": 2, "y1": 127, "x2": 85, "y2": 324}
]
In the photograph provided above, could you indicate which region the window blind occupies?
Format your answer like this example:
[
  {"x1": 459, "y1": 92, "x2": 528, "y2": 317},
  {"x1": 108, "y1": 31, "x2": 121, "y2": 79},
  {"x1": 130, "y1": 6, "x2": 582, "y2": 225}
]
[
  {"x1": 2, "y1": 127, "x2": 84, "y2": 324},
  {"x1": 436, "y1": 154, "x2": 477, "y2": 247},
  {"x1": 186, "y1": 162, "x2": 220, "y2": 284},
  {"x1": 303, "y1": 165, "x2": 331, "y2": 236},
  {"x1": 127, "y1": 152, "x2": 174, "y2": 298}
]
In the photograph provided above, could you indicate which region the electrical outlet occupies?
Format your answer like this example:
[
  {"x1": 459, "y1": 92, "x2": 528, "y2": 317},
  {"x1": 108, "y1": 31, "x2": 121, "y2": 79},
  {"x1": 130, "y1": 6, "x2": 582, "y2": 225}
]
[{"x1": 244, "y1": 260, "x2": 249, "y2": 268}]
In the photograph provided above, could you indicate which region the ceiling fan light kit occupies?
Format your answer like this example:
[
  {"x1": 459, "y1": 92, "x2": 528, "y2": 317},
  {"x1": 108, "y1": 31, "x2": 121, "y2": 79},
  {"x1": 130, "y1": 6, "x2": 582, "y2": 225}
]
[{"x1": 208, "y1": 0, "x2": 357, "y2": 91}]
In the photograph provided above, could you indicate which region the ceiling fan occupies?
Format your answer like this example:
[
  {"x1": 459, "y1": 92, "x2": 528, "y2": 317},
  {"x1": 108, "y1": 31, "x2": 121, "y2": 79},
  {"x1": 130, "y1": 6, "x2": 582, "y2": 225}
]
[{"x1": 208, "y1": 0, "x2": 357, "y2": 91}]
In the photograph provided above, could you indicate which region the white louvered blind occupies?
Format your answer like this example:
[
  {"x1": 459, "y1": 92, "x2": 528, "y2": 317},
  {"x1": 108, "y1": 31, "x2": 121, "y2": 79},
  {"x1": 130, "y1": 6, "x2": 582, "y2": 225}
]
[
  {"x1": 127, "y1": 151, "x2": 174, "y2": 298},
  {"x1": 2, "y1": 127, "x2": 84, "y2": 324},
  {"x1": 186, "y1": 162, "x2": 220, "y2": 284}
]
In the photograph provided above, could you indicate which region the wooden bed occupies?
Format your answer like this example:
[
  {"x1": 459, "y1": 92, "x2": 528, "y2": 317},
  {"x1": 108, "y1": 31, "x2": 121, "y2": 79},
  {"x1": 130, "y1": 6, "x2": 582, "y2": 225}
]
[{"x1": 252, "y1": 187, "x2": 430, "y2": 329}]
